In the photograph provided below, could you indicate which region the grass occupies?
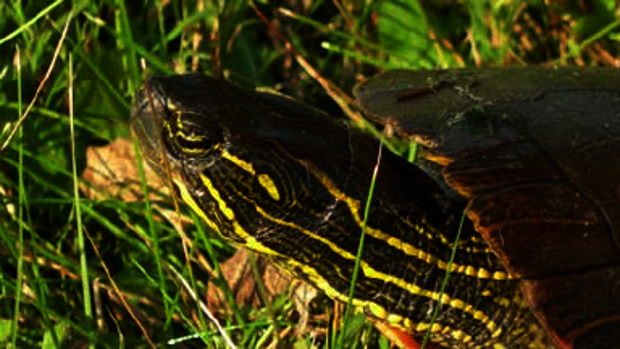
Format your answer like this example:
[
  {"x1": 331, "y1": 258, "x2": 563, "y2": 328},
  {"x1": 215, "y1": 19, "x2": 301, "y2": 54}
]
[{"x1": 0, "y1": 0, "x2": 619, "y2": 348}]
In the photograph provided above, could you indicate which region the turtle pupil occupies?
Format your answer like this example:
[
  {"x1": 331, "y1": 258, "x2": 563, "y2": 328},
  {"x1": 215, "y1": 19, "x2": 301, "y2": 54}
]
[
  {"x1": 173, "y1": 133, "x2": 214, "y2": 155},
  {"x1": 164, "y1": 112, "x2": 223, "y2": 160}
]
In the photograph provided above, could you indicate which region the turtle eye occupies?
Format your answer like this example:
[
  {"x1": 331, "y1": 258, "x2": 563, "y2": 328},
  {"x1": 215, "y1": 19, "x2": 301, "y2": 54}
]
[{"x1": 162, "y1": 109, "x2": 224, "y2": 161}]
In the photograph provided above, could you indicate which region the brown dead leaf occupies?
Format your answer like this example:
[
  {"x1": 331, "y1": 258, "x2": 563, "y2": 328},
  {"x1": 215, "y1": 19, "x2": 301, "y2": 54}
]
[
  {"x1": 206, "y1": 249, "x2": 293, "y2": 314},
  {"x1": 81, "y1": 138, "x2": 169, "y2": 202}
]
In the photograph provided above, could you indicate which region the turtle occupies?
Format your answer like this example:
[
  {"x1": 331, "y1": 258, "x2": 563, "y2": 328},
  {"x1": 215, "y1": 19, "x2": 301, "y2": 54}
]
[{"x1": 130, "y1": 67, "x2": 620, "y2": 348}]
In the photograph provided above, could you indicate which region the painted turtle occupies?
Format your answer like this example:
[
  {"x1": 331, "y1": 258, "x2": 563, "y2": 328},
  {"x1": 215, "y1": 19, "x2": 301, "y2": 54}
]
[
  {"x1": 130, "y1": 67, "x2": 620, "y2": 348},
  {"x1": 354, "y1": 67, "x2": 620, "y2": 347}
]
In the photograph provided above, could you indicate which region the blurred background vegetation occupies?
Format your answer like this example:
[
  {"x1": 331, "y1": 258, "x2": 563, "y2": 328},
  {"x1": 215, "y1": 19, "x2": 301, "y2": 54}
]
[{"x1": 0, "y1": 0, "x2": 618, "y2": 347}]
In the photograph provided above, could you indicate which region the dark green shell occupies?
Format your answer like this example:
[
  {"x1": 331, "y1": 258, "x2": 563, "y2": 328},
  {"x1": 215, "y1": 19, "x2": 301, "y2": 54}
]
[{"x1": 354, "y1": 67, "x2": 620, "y2": 347}]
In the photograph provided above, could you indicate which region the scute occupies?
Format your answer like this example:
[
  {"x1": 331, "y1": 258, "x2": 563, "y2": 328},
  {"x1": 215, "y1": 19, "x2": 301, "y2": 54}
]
[{"x1": 355, "y1": 67, "x2": 620, "y2": 346}]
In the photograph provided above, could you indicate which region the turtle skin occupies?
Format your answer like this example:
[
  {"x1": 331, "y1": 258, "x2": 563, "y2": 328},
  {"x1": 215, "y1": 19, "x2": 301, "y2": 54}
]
[{"x1": 354, "y1": 67, "x2": 620, "y2": 348}]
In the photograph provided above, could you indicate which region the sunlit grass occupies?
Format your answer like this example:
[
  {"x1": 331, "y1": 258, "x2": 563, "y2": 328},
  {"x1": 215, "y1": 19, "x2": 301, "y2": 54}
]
[{"x1": 0, "y1": 0, "x2": 618, "y2": 347}]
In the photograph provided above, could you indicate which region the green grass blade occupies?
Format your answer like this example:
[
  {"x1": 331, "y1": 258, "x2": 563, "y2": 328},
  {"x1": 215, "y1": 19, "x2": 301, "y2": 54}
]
[
  {"x1": 11, "y1": 43, "x2": 23, "y2": 349},
  {"x1": 421, "y1": 212, "x2": 467, "y2": 348},
  {"x1": 338, "y1": 132, "x2": 384, "y2": 348},
  {"x1": 0, "y1": 0, "x2": 63, "y2": 45},
  {"x1": 69, "y1": 52, "x2": 93, "y2": 335},
  {"x1": 132, "y1": 137, "x2": 171, "y2": 320}
]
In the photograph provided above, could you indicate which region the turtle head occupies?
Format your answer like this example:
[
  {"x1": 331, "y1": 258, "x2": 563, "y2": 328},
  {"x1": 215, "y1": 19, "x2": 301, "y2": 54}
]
[{"x1": 130, "y1": 73, "x2": 365, "y2": 242}]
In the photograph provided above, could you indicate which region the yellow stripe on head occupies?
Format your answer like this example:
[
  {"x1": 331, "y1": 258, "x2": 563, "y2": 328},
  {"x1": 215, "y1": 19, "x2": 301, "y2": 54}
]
[{"x1": 258, "y1": 174, "x2": 280, "y2": 201}]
